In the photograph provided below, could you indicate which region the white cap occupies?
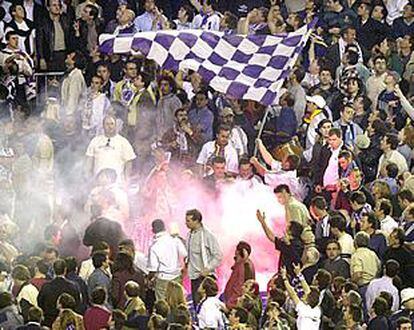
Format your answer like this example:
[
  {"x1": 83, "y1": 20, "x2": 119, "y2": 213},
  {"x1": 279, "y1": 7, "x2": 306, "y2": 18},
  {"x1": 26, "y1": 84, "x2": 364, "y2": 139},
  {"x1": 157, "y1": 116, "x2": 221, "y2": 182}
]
[
  {"x1": 306, "y1": 95, "x2": 326, "y2": 109},
  {"x1": 401, "y1": 288, "x2": 414, "y2": 304}
]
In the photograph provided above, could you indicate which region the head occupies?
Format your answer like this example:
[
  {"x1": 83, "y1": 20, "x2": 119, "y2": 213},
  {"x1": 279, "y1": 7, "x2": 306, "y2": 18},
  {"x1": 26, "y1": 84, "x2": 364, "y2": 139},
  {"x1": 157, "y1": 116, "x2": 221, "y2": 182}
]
[
  {"x1": 211, "y1": 156, "x2": 226, "y2": 179},
  {"x1": 144, "y1": 0, "x2": 155, "y2": 13},
  {"x1": 340, "y1": 104, "x2": 355, "y2": 124},
  {"x1": 403, "y1": 3, "x2": 413, "y2": 20},
  {"x1": 153, "y1": 300, "x2": 170, "y2": 318},
  {"x1": 373, "y1": 54, "x2": 387, "y2": 75},
  {"x1": 81, "y1": 4, "x2": 98, "y2": 22},
  {"x1": 396, "y1": 317, "x2": 412, "y2": 330},
  {"x1": 313, "y1": 268, "x2": 332, "y2": 290},
  {"x1": 90, "y1": 75, "x2": 103, "y2": 93},
  {"x1": 195, "y1": 90, "x2": 209, "y2": 109},
  {"x1": 380, "y1": 133, "x2": 399, "y2": 152},
  {"x1": 228, "y1": 307, "x2": 249, "y2": 326},
  {"x1": 325, "y1": 240, "x2": 341, "y2": 260},
  {"x1": 357, "y1": 2, "x2": 371, "y2": 18},
  {"x1": 235, "y1": 241, "x2": 251, "y2": 262},
  {"x1": 374, "y1": 198, "x2": 392, "y2": 220},
  {"x1": 177, "y1": 5, "x2": 194, "y2": 23},
  {"x1": 346, "y1": 77, "x2": 361, "y2": 95},
  {"x1": 242, "y1": 279, "x2": 259, "y2": 297},
  {"x1": 97, "y1": 63, "x2": 111, "y2": 82},
  {"x1": 238, "y1": 157, "x2": 253, "y2": 180},
  {"x1": 165, "y1": 281, "x2": 186, "y2": 308},
  {"x1": 281, "y1": 154, "x2": 300, "y2": 171},
  {"x1": 344, "y1": 304, "x2": 363, "y2": 325},
  {"x1": 57, "y1": 293, "x2": 76, "y2": 310},
  {"x1": 65, "y1": 51, "x2": 85, "y2": 70},
  {"x1": 384, "y1": 259, "x2": 400, "y2": 278},
  {"x1": 174, "y1": 108, "x2": 188, "y2": 125},
  {"x1": 289, "y1": 67, "x2": 305, "y2": 85},
  {"x1": 398, "y1": 189, "x2": 414, "y2": 210},
  {"x1": 338, "y1": 150, "x2": 353, "y2": 171},
  {"x1": 371, "y1": 4, "x2": 385, "y2": 21},
  {"x1": 342, "y1": 26, "x2": 357, "y2": 44},
  {"x1": 124, "y1": 280, "x2": 140, "y2": 298},
  {"x1": 273, "y1": 184, "x2": 291, "y2": 205},
  {"x1": 11, "y1": 264, "x2": 31, "y2": 283},
  {"x1": 360, "y1": 212, "x2": 378, "y2": 233},
  {"x1": 91, "y1": 287, "x2": 106, "y2": 305},
  {"x1": 92, "y1": 251, "x2": 109, "y2": 269},
  {"x1": 119, "y1": 9, "x2": 135, "y2": 25},
  {"x1": 6, "y1": 31, "x2": 19, "y2": 49},
  {"x1": 349, "y1": 191, "x2": 366, "y2": 211},
  {"x1": 48, "y1": 0, "x2": 62, "y2": 16},
  {"x1": 319, "y1": 68, "x2": 333, "y2": 86},
  {"x1": 306, "y1": 286, "x2": 321, "y2": 308},
  {"x1": 151, "y1": 219, "x2": 166, "y2": 235},
  {"x1": 220, "y1": 107, "x2": 235, "y2": 126},
  {"x1": 113, "y1": 252, "x2": 134, "y2": 273},
  {"x1": 199, "y1": 277, "x2": 218, "y2": 298},
  {"x1": 123, "y1": 61, "x2": 138, "y2": 80},
  {"x1": 118, "y1": 239, "x2": 135, "y2": 258},
  {"x1": 158, "y1": 76, "x2": 175, "y2": 96},
  {"x1": 10, "y1": 4, "x2": 25, "y2": 20},
  {"x1": 185, "y1": 209, "x2": 202, "y2": 230},
  {"x1": 216, "y1": 125, "x2": 231, "y2": 147},
  {"x1": 317, "y1": 119, "x2": 333, "y2": 139},
  {"x1": 327, "y1": 128, "x2": 343, "y2": 150},
  {"x1": 310, "y1": 196, "x2": 327, "y2": 219},
  {"x1": 27, "y1": 306, "x2": 43, "y2": 324},
  {"x1": 354, "y1": 231, "x2": 370, "y2": 249},
  {"x1": 401, "y1": 288, "x2": 414, "y2": 311},
  {"x1": 103, "y1": 115, "x2": 117, "y2": 137}
]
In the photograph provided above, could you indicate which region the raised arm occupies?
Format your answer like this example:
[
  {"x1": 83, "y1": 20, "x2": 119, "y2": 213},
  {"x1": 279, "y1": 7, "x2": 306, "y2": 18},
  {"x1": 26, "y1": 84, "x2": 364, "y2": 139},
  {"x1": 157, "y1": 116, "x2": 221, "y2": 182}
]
[
  {"x1": 280, "y1": 267, "x2": 300, "y2": 306},
  {"x1": 256, "y1": 139, "x2": 275, "y2": 167},
  {"x1": 256, "y1": 210, "x2": 275, "y2": 243}
]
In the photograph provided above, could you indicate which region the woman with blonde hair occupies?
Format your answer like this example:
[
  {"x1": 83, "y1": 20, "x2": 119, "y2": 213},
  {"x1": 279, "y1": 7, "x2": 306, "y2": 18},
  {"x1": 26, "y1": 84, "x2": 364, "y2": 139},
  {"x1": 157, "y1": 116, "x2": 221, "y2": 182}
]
[
  {"x1": 52, "y1": 293, "x2": 84, "y2": 330},
  {"x1": 165, "y1": 281, "x2": 188, "y2": 321}
]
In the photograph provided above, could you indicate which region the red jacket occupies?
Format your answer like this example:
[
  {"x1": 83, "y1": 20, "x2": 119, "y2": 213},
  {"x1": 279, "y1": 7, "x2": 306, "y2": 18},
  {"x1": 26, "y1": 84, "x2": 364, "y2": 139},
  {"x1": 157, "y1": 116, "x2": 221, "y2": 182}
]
[
  {"x1": 223, "y1": 259, "x2": 255, "y2": 308},
  {"x1": 84, "y1": 305, "x2": 111, "y2": 330}
]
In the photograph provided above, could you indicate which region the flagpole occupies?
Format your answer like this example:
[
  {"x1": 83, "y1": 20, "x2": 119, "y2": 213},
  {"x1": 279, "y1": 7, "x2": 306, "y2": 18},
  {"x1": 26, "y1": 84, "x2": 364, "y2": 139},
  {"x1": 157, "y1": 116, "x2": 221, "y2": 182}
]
[{"x1": 253, "y1": 106, "x2": 272, "y2": 157}]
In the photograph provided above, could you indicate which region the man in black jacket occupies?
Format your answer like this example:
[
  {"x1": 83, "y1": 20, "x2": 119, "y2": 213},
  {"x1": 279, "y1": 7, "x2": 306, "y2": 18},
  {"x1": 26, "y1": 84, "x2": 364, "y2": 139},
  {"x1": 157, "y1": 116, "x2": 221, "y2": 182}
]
[
  {"x1": 37, "y1": 259, "x2": 81, "y2": 327},
  {"x1": 36, "y1": 0, "x2": 75, "y2": 71}
]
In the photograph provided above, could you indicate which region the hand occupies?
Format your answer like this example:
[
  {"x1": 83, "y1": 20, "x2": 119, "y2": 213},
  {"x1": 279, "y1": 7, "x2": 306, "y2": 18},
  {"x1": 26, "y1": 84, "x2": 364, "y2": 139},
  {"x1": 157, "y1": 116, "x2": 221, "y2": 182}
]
[
  {"x1": 293, "y1": 263, "x2": 301, "y2": 276},
  {"x1": 39, "y1": 59, "x2": 47, "y2": 71},
  {"x1": 329, "y1": 27, "x2": 341, "y2": 35},
  {"x1": 395, "y1": 84, "x2": 402, "y2": 95},
  {"x1": 250, "y1": 156, "x2": 259, "y2": 165},
  {"x1": 256, "y1": 209, "x2": 266, "y2": 224},
  {"x1": 247, "y1": 9, "x2": 257, "y2": 20},
  {"x1": 280, "y1": 266, "x2": 287, "y2": 279},
  {"x1": 255, "y1": 138, "x2": 263, "y2": 148},
  {"x1": 201, "y1": 268, "x2": 210, "y2": 277},
  {"x1": 315, "y1": 185, "x2": 322, "y2": 193}
]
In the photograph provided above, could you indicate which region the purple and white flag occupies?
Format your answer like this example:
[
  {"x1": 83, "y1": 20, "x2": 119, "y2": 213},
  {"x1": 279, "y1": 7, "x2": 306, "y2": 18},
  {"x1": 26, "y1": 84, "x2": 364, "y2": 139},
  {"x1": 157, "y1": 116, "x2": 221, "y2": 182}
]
[{"x1": 99, "y1": 22, "x2": 315, "y2": 106}]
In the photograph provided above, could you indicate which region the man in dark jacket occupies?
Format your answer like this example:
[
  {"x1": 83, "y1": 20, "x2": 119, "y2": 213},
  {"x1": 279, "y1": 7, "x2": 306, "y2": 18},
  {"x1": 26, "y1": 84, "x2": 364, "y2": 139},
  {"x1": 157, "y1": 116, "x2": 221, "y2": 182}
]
[
  {"x1": 36, "y1": 0, "x2": 74, "y2": 71},
  {"x1": 37, "y1": 259, "x2": 81, "y2": 327}
]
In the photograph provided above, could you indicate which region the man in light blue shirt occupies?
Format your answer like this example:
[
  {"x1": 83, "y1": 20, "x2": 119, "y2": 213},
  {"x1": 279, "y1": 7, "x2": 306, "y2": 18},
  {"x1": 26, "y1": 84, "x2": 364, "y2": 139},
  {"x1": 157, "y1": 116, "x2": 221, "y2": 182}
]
[{"x1": 134, "y1": 0, "x2": 160, "y2": 32}]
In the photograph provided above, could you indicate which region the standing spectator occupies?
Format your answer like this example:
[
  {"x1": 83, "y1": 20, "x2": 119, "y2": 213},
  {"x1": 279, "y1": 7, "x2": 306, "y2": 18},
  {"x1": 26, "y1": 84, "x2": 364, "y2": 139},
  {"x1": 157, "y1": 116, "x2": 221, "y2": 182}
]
[
  {"x1": 61, "y1": 51, "x2": 86, "y2": 117},
  {"x1": 389, "y1": 288, "x2": 414, "y2": 328},
  {"x1": 366, "y1": 55, "x2": 388, "y2": 110},
  {"x1": 378, "y1": 133, "x2": 408, "y2": 177},
  {"x1": 51, "y1": 293, "x2": 84, "y2": 330},
  {"x1": 134, "y1": 0, "x2": 162, "y2": 32},
  {"x1": 85, "y1": 115, "x2": 136, "y2": 182},
  {"x1": 197, "y1": 277, "x2": 225, "y2": 329},
  {"x1": 185, "y1": 209, "x2": 222, "y2": 307},
  {"x1": 350, "y1": 232, "x2": 381, "y2": 293},
  {"x1": 288, "y1": 67, "x2": 307, "y2": 124},
  {"x1": 111, "y1": 252, "x2": 145, "y2": 309},
  {"x1": 37, "y1": 259, "x2": 81, "y2": 327},
  {"x1": 365, "y1": 259, "x2": 400, "y2": 313},
  {"x1": 333, "y1": 103, "x2": 363, "y2": 149},
  {"x1": 147, "y1": 219, "x2": 187, "y2": 301},
  {"x1": 374, "y1": 198, "x2": 399, "y2": 237},
  {"x1": 79, "y1": 241, "x2": 110, "y2": 281},
  {"x1": 75, "y1": 4, "x2": 102, "y2": 56},
  {"x1": 321, "y1": 239, "x2": 351, "y2": 279},
  {"x1": 83, "y1": 287, "x2": 111, "y2": 330},
  {"x1": 16, "y1": 306, "x2": 47, "y2": 330},
  {"x1": 5, "y1": 4, "x2": 35, "y2": 56},
  {"x1": 223, "y1": 241, "x2": 255, "y2": 308},
  {"x1": 197, "y1": 125, "x2": 239, "y2": 177},
  {"x1": 192, "y1": 0, "x2": 221, "y2": 31},
  {"x1": 87, "y1": 251, "x2": 111, "y2": 298},
  {"x1": 36, "y1": 0, "x2": 74, "y2": 71},
  {"x1": 187, "y1": 89, "x2": 215, "y2": 144},
  {"x1": 360, "y1": 212, "x2": 387, "y2": 260},
  {"x1": 0, "y1": 292, "x2": 23, "y2": 329},
  {"x1": 310, "y1": 196, "x2": 333, "y2": 254}
]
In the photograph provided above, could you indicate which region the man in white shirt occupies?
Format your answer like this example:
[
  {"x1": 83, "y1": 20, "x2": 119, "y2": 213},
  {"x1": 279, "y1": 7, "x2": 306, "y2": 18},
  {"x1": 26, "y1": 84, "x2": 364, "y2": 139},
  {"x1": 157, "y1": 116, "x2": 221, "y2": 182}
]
[
  {"x1": 378, "y1": 133, "x2": 408, "y2": 177},
  {"x1": 375, "y1": 198, "x2": 398, "y2": 236},
  {"x1": 197, "y1": 125, "x2": 239, "y2": 177},
  {"x1": 219, "y1": 107, "x2": 248, "y2": 157},
  {"x1": 147, "y1": 219, "x2": 187, "y2": 301},
  {"x1": 365, "y1": 259, "x2": 400, "y2": 312},
  {"x1": 86, "y1": 115, "x2": 136, "y2": 182},
  {"x1": 330, "y1": 214, "x2": 354, "y2": 258},
  {"x1": 134, "y1": 0, "x2": 162, "y2": 32}
]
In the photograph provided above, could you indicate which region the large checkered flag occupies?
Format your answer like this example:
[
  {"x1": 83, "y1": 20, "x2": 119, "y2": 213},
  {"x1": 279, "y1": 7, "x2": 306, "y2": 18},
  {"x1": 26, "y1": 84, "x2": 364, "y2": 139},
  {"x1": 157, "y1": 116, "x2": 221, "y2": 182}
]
[{"x1": 99, "y1": 21, "x2": 316, "y2": 106}]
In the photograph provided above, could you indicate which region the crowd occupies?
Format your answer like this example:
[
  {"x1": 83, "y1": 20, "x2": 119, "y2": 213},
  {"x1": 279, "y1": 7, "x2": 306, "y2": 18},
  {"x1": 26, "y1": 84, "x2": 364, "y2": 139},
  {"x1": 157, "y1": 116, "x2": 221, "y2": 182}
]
[{"x1": 0, "y1": 0, "x2": 414, "y2": 329}]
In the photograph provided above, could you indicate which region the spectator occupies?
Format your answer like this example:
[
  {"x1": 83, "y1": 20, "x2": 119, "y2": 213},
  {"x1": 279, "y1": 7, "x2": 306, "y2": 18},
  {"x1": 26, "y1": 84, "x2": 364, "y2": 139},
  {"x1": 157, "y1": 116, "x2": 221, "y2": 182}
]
[
  {"x1": 321, "y1": 239, "x2": 351, "y2": 279},
  {"x1": 185, "y1": 209, "x2": 222, "y2": 307},
  {"x1": 147, "y1": 219, "x2": 187, "y2": 301},
  {"x1": 83, "y1": 287, "x2": 111, "y2": 330},
  {"x1": 37, "y1": 259, "x2": 81, "y2": 327},
  {"x1": 87, "y1": 251, "x2": 111, "y2": 298}
]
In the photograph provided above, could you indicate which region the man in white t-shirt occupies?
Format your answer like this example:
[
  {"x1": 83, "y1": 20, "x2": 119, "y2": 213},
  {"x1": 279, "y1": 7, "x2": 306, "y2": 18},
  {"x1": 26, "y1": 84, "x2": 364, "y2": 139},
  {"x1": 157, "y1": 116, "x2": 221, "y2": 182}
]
[
  {"x1": 86, "y1": 115, "x2": 136, "y2": 182},
  {"x1": 280, "y1": 266, "x2": 321, "y2": 330},
  {"x1": 197, "y1": 125, "x2": 239, "y2": 176}
]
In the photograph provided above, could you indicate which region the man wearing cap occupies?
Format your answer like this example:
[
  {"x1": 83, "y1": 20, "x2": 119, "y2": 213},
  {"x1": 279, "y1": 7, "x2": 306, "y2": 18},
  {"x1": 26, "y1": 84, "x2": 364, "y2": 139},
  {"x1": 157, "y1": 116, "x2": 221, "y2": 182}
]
[
  {"x1": 304, "y1": 94, "x2": 332, "y2": 149},
  {"x1": 389, "y1": 288, "x2": 414, "y2": 329},
  {"x1": 219, "y1": 107, "x2": 248, "y2": 157},
  {"x1": 147, "y1": 219, "x2": 187, "y2": 301}
]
